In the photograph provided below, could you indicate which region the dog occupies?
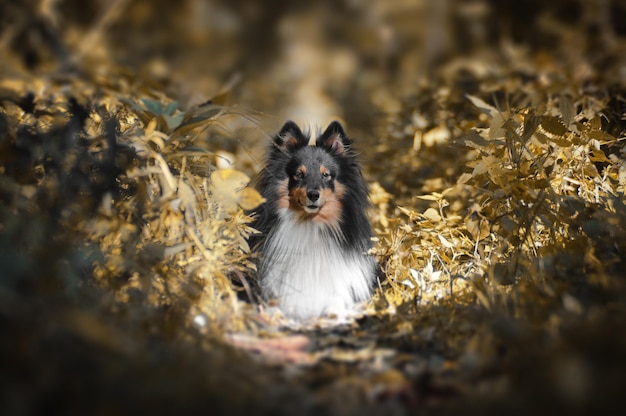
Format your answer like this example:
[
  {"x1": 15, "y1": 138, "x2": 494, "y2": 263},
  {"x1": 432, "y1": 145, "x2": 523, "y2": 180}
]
[{"x1": 251, "y1": 120, "x2": 376, "y2": 320}]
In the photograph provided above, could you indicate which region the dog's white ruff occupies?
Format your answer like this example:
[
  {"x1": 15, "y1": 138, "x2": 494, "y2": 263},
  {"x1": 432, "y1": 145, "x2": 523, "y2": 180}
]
[{"x1": 260, "y1": 209, "x2": 373, "y2": 319}]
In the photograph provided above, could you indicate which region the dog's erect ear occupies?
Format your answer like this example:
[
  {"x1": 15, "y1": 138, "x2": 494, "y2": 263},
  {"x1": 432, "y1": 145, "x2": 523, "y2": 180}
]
[
  {"x1": 317, "y1": 121, "x2": 351, "y2": 156},
  {"x1": 274, "y1": 121, "x2": 309, "y2": 152}
]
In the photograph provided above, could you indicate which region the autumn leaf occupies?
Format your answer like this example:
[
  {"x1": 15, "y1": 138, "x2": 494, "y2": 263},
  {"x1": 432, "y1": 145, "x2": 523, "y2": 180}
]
[{"x1": 209, "y1": 168, "x2": 264, "y2": 212}]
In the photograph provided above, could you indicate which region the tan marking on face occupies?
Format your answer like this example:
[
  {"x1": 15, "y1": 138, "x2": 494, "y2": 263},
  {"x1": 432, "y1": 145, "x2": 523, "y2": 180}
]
[
  {"x1": 288, "y1": 187, "x2": 308, "y2": 212},
  {"x1": 310, "y1": 182, "x2": 344, "y2": 226},
  {"x1": 320, "y1": 165, "x2": 329, "y2": 175},
  {"x1": 333, "y1": 181, "x2": 346, "y2": 199},
  {"x1": 276, "y1": 178, "x2": 290, "y2": 209}
]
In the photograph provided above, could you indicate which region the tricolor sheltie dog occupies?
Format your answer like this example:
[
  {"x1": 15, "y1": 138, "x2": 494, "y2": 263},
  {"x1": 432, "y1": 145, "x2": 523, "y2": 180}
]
[{"x1": 251, "y1": 120, "x2": 376, "y2": 320}]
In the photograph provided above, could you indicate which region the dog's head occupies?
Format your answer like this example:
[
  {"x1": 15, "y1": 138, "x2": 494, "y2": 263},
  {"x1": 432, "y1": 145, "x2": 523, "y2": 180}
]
[{"x1": 273, "y1": 121, "x2": 352, "y2": 222}]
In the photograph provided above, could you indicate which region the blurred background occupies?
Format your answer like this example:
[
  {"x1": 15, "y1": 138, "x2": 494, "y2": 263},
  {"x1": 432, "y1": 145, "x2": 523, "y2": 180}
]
[
  {"x1": 3, "y1": 0, "x2": 625, "y2": 139},
  {"x1": 2, "y1": 2, "x2": 626, "y2": 413}
]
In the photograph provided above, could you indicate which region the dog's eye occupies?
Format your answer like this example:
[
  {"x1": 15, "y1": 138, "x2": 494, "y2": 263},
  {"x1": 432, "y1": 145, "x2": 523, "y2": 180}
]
[
  {"x1": 322, "y1": 171, "x2": 332, "y2": 181},
  {"x1": 293, "y1": 171, "x2": 304, "y2": 180}
]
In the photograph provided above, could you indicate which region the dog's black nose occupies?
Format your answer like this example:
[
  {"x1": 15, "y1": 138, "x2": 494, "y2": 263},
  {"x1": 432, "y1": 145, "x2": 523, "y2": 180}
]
[{"x1": 307, "y1": 190, "x2": 320, "y2": 202}]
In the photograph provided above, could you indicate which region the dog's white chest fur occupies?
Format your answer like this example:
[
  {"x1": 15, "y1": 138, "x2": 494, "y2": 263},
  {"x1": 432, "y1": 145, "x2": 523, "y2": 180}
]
[{"x1": 260, "y1": 209, "x2": 374, "y2": 319}]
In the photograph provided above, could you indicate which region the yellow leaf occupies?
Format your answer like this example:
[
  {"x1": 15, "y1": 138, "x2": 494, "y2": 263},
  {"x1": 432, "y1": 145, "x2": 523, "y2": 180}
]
[
  {"x1": 540, "y1": 115, "x2": 568, "y2": 136},
  {"x1": 237, "y1": 187, "x2": 266, "y2": 210},
  {"x1": 466, "y1": 94, "x2": 498, "y2": 117},
  {"x1": 589, "y1": 149, "x2": 611, "y2": 163},
  {"x1": 472, "y1": 160, "x2": 488, "y2": 176},
  {"x1": 210, "y1": 169, "x2": 252, "y2": 212},
  {"x1": 145, "y1": 117, "x2": 158, "y2": 135},
  {"x1": 423, "y1": 208, "x2": 441, "y2": 222},
  {"x1": 380, "y1": 214, "x2": 389, "y2": 228},
  {"x1": 212, "y1": 168, "x2": 250, "y2": 189},
  {"x1": 422, "y1": 126, "x2": 449, "y2": 147},
  {"x1": 466, "y1": 214, "x2": 490, "y2": 241},
  {"x1": 215, "y1": 151, "x2": 235, "y2": 169},
  {"x1": 438, "y1": 234, "x2": 454, "y2": 248},
  {"x1": 147, "y1": 132, "x2": 167, "y2": 150},
  {"x1": 398, "y1": 206, "x2": 413, "y2": 216},
  {"x1": 416, "y1": 194, "x2": 439, "y2": 201},
  {"x1": 559, "y1": 95, "x2": 575, "y2": 127},
  {"x1": 588, "y1": 130, "x2": 617, "y2": 143},
  {"x1": 457, "y1": 172, "x2": 472, "y2": 185}
]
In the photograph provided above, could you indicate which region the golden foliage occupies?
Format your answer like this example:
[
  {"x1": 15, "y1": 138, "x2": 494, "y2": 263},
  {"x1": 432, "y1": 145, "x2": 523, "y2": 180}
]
[
  {"x1": 373, "y1": 70, "x2": 626, "y2": 320},
  {"x1": 0, "y1": 72, "x2": 264, "y2": 332},
  {"x1": 3, "y1": 1, "x2": 626, "y2": 412}
]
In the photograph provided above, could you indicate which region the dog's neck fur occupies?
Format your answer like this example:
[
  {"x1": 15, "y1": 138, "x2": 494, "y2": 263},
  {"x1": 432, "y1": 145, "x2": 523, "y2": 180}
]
[{"x1": 260, "y1": 208, "x2": 374, "y2": 320}]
